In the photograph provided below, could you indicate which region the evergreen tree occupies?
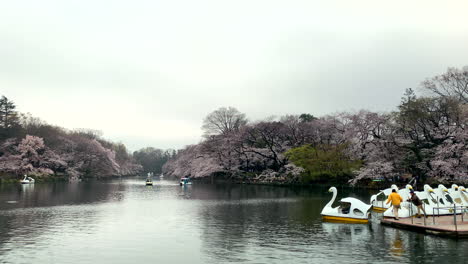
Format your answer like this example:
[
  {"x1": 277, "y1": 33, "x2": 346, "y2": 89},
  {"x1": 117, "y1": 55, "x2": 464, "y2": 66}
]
[{"x1": 0, "y1": 95, "x2": 20, "y2": 139}]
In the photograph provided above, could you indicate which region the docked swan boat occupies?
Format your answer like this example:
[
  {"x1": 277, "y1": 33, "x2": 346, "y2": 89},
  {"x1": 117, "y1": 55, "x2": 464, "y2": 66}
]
[
  {"x1": 20, "y1": 175, "x2": 35, "y2": 184},
  {"x1": 448, "y1": 185, "x2": 468, "y2": 206},
  {"x1": 321, "y1": 187, "x2": 372, "y2": 223},
  {"x1": 382, "y1": 184, "x2": 459, "y2": 218},
  {"x1": 434, "y1": 184, "x2": 455, "y2": 206},
  {"x1": 419, "y1": 184, "x2": 450, "y2": 215},
  {"x1": 460, "y1": 186, "x2": 468, "y2": 206},
  {"x1": 397, "y1": 184, "x2": 414, "y2": 199},
  {"x1": 370, "y1": 184, "x2": 399, "y2": 212}
]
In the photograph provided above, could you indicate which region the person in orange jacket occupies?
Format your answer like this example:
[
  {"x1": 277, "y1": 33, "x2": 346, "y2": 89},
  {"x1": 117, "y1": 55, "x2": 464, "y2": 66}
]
[{"x1": 386, "y1": 189, "x2": 403, "y2": 220}]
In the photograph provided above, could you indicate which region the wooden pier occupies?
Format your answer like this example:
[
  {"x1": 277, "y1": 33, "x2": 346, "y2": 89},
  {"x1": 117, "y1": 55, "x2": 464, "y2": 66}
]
[{"x1": 381, "y1": 215, "x2": 468, "y2": 238}]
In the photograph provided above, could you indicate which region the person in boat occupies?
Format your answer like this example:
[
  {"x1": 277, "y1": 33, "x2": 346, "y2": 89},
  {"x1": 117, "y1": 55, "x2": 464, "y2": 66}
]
[
  {"x1": 386, "y1": 189, "x2": 403, "y2": 220},
  {"x1": 407, "y1": 190, "x2": 427, "y2": 218}
]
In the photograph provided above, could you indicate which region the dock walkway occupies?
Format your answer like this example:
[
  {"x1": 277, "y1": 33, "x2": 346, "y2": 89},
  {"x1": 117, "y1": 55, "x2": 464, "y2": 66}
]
[{"x1": 381, "y1": 215, "x2": 468, "y2": 238}]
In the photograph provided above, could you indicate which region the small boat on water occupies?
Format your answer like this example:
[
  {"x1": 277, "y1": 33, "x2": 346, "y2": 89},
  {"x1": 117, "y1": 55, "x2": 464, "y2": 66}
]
[
  {"x1": 20, "y1": 175, "x2": 35, "y2": 184},
  {"x1": 321, "y1": 187, "x2": 372, "y2": 224},
  {"x1": 145, "y1": 179, "x2": 153, "y2": 186},
  {"x1": 145, "y1": 172, "x2": 153, "y2": 186},
  {"x1": 180, "y1": 177, "x2": 192, "y2": 186}
]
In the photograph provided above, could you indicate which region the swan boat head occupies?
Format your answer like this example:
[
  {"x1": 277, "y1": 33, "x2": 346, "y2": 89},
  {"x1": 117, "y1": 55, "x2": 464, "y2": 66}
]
[{"x1": 437, "y1": 184, "x2": 449, "y2": 193}]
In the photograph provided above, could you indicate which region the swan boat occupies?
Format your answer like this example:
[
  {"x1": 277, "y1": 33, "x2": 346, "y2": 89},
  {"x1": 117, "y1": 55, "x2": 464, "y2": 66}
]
[
  {"x1": 383, "y1": 184, "x2": 461, "y2": 218},
  {"x1": 447, "y1": 184, "x2": 468, "y2": 207},
  {"x1": 370, "y1": 184, "x2": 399, "y2": 212},
  {"x1": 458, "y1": 186, "x2": 468, "y2": 206},
  {"x1": 20, "y1": 175, "x2": 35, "y2": 184},
  {"x1": 434, "y1": 184, "x2": 455, "y2": 206},
  {"x1": 382, "y1": 185, "x2": 416, "y2": 218},
  {"x1": 414, "y1": 184, "x2": 452, "y2": 216},
  {"x1": 321, "y1": 187, "x2": 372, "y2": 224}
]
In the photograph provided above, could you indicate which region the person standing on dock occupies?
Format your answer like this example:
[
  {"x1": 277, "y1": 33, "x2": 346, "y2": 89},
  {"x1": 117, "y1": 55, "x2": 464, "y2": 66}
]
[
  {"x1": 407, "y1": 190, "x2": 427, "y2": 218},
  {"x1": 386, "y1": 189, "x2": 403, "y2": 220}
]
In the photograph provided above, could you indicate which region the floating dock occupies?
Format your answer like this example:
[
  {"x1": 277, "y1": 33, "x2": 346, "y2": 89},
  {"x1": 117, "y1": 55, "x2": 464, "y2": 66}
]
[{"x1": 381, "y1": 215, "x2": 468, "y2": 238}]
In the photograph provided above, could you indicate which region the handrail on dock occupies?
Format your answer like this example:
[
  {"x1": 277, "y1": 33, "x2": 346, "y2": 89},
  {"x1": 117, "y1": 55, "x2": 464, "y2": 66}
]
[
  {"x1": 408, "y1": 202, "x2": 467, "y2": 228},
  {"x1": 430, "y1": 204, "x2": 468, "y2": 229}
]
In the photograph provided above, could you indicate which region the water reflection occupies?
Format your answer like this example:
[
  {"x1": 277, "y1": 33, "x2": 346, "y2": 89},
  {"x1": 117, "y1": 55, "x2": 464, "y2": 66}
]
[
  {"x1": 194, "y1": 184, "x2": 468, "y2": 264},
  {"x1": 0, "y1": 180, "x2": 125, "y2": 262},
  {"x1": 1, "y1": 181, "x2": 124, "y2": 210},
  {"x1": 1, "y1": 180, "x2": 468, "y2": 263},
  {"x1": 389, "y1": 230, "x2": 404, "y2": 257}
]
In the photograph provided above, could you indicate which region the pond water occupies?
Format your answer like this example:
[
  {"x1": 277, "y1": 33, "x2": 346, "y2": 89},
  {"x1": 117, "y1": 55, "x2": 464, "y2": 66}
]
[{"x1": 0, "y1": 178, "x2": 467, "y2": 263}]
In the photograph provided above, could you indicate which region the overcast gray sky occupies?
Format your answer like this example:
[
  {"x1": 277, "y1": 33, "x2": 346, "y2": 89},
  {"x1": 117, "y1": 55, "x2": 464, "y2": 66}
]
[{"x1": 1, "y1": 0, "x2": 468, "y2": 151}]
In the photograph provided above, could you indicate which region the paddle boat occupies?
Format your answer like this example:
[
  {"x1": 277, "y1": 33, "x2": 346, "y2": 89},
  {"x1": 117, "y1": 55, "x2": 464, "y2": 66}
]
[
  {"x1": 449, "y1": 184, "x2": 459, "y2": 194},
  {"x1": 370, "y1": 184, "x2": 399, "y2": 212},
  {"x1": 180, "y1": 177, "x2": 192, "y2": 186},
  {"x1": 145, "y1": 172, "x2": 153, "y2": 186},
  {"x1": 382, "y1": 185, "x2": 420, "y2": 219},
  {"x1": 447, "y1": 184, "x2": 468, "y2": 206},
  {"x1": 457, "y1": 186, "x2": 468, "y2": 206},
  {"x1": 383, "y1": 200, "x2": 414, "y2": 219},
  {"x1": 20, "y1": 175, "x2": 35, "y2": 184},
  {"x1": 384, "y1": 184, "x2": 463, "y2": 218},
  {"x1": 419, "y1": 184, "x2": 452, "y2": 215},
  {"x1": 434, "y1": 184, "x2": 455, "y2": 206},
  {"x1": 398, "y1": 184, "x2": 414, "y2": 199},
  {"x1": 321, "y1": 187, "x2": 372, "y2": 223}
]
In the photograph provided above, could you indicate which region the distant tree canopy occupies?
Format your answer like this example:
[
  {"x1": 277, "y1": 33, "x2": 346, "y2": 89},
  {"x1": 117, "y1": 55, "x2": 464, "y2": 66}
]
[
  {"x1": 133, "y1": 147, "x2": 175, "y2": 174},
  {"x1": 202, "y1": 106, "x2": 248, "y2": 137},
  {"x1": 299, "y1": 113, "x2": 316, "y2": 123},
  {"x1": 164, "y1": 66, "x2": 468, "y2": 186}
]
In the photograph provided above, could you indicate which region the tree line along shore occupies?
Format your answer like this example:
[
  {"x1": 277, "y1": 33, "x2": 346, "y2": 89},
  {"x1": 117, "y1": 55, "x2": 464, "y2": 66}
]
[
  {"x1": 162, "y1": 67, "x2": 467, "y2": 189},
  {"x1": 1, "y1": 67, "x2": 467, "y2": 187}
]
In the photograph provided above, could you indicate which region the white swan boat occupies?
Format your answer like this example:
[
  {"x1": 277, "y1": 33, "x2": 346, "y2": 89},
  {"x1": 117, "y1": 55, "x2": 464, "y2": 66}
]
[
  {"x1": 447, "y1": 184, "x2": 468, "y2": 206},
  {"x1": 397, "y1": 184, "x2": 414, "y2": 200},
  {"x1": 383, "y1": 184, "x2": 461, "y2": 218},
  {"x1": 370, "y1": 184, "x2": 399, "y2": 212},
  {"x1": 419, "y1": 184, "x2": 452, "y2": 215},
  {"x1": 455, "y1": 186, "x2": 468, "y2": 206},
  {"x1": 321, "y1": 187, "x2": 372, "y2": 223},
  {"x1": 20, "y1": 175, "x2": 35, "y2": 184},
  {"x1": 434, "y1": 184, "x2": 454, "y2": 205},
  {"x1": 382, "y1": 185, "x2": 415, "y2": 219}
]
